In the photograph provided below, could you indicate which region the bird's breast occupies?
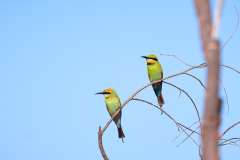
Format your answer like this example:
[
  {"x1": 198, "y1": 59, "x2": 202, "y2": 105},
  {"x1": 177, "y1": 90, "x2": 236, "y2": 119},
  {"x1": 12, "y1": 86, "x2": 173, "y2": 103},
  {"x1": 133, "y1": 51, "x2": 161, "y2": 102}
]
[
  {"x1": 148, "y1": 66, "x2": 162, "y2": 81},
  {"x1": 105, "y1": 97, "x2": 120, "y2": 115}
]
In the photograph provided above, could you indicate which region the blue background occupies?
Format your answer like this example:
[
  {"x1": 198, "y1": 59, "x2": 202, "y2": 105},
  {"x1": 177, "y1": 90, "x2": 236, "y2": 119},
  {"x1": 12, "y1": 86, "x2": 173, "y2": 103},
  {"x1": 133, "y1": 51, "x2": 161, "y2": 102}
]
[{"x1": 0, "y1": 0, "x2": 240, "y2": 159}]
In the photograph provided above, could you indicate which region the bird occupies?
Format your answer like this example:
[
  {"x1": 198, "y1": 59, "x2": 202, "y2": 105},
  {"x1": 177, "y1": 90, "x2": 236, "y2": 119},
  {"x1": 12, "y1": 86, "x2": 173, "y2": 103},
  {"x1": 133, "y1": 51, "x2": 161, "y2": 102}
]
[
  {"x1": 142, "y1": 54, "x2": 165, "y2": 109},
  {"x1": 96, "y1": 88, "x2": 125, "y2": 141}
]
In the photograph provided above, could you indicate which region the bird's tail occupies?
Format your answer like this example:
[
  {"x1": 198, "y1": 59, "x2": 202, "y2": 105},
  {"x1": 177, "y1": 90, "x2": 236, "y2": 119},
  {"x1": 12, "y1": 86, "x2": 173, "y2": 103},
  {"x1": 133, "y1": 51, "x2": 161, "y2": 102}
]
[
  {"x1": 158, "y1": 94, "x2": 165, "y2": 108},
  {"x1": 115, "y1": 117, "x2": 125, "y2": 142},
  {"x1": 117, "y1": 126, "x2": 125, "y2": 140}
]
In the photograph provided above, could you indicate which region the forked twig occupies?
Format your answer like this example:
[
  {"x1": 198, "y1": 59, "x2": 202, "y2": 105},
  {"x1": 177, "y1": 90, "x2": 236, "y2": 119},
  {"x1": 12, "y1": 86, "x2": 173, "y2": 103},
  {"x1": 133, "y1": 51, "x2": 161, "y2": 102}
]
[
  {"x1": 177, "y1": 125, "x2": 201, "y2": 147},
  {"x1": 219, "y1": 137, "x2": 240, "y2": 147}
]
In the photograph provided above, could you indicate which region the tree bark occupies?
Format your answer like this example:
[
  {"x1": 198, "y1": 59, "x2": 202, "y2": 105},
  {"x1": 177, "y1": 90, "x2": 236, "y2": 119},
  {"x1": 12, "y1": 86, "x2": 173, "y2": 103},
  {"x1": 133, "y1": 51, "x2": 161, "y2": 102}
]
[{"x1": 194, "y1": 0, "x2": 223, "y2": 160}]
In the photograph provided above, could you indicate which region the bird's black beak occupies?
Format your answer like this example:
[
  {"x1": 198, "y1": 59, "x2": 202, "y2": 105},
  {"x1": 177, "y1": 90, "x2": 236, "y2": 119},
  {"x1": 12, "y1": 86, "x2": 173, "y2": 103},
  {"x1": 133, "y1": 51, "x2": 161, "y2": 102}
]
[
  {"x1": 95, "y1": 91, "x2": 105, "y2": 95},
  {"x1": 95, "y1": 91, "x2": 109, "y2": 95},
  {"x1": 141, "y1": 56, "x2": 148, "y2": 59}
]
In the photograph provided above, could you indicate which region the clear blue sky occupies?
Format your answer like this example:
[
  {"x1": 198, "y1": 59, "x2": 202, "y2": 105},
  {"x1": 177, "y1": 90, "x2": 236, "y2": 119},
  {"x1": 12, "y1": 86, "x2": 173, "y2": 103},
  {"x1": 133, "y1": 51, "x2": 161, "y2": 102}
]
[{"x1": 0, "y1": 0, "x2": 240, "y2": 159}]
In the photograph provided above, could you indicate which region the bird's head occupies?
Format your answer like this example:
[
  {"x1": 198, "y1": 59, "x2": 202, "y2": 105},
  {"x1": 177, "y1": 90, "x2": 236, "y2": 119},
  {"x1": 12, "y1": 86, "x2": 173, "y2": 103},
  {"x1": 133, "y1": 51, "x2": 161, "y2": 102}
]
[
  {"x1": 95, "y1": 88, "x2": 115, "y2": 99},
  {"x1": 142, "y1": 54, "x2": 159, "y2": 65}
]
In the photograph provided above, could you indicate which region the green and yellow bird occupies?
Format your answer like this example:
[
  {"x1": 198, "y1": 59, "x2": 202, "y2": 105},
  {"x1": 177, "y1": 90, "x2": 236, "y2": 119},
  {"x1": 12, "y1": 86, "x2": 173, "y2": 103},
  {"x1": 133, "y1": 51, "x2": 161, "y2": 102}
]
[
  {"x1": 142, "y1": 54, "x2": 165, "y2": 108},
  {"x1": 96, "y1": 88, "x2": 125, "y2": 140}
]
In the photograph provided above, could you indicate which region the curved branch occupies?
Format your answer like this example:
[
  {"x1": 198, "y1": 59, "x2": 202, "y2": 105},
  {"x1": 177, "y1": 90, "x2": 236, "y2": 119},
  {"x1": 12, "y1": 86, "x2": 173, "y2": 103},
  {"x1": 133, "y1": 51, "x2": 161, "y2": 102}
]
[
  {"x1": 177, "y1": 123, "x2": 200, "y2": 136},
  {"x1": 98, "y1": 127, "x2": 109, "y2": 160},
  {"x1": 163, "y1": 81, "x2": 201, "y2": 123},
  {"x1": 177, "y1": 125, "x2": 201, "y2": 147},
  {"x1": 97, "y1": 63, "x2": 206, "y2": 159},
  {"x1": 218, "y1": 137, "x2": 240, "y2": 147},
  {"x1": 101, "y1": 63, "x2": 206, "y2": 133},
  {"x1": 222, "y1": 5, "x2": 239, "y2": 48},
  {"x1": 159, "y1": 53, "x2": 195, "y2": 67},
  {"x1": 131, "y1": 98, "x2": 180, "y2": 129},
  {"x1": 177, "y1": 71, "x2": 231, "y2": 118},
  {"x1": 220, "y1": 64, "x2": 240, "y2": 74},
  {"x1": 220, "y1": 121, "x2": 240, "y2": 138},
  {"x1": 131, "y1": 98, "x2": 200, "y2": 147},
  {"x1": 159, "y1": 53, "x2": 240, "y2": 75},
  {"x1": 182, "y1": 73, "x2": 206, "y2": 89},
  {"x1": 97, "y1": 61, "x2": 240, "y2": 159},
  {"x1": 175, "y1": 71, "x2": 231, "y2": 115}
]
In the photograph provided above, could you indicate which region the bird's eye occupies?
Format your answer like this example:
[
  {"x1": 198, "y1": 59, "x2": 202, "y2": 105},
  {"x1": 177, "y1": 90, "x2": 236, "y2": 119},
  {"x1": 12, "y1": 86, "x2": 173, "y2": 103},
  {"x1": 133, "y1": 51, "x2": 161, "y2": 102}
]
[{"x1": 150, "y1": 58, "x2": 158, "y2": 61}]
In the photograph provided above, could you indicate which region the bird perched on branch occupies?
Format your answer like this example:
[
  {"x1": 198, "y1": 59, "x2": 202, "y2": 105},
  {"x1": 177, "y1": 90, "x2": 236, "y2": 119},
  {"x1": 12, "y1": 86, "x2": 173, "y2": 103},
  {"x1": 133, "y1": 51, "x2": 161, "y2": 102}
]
[
  {"x1": 142, "y1": 54, "x2": 165, "y2": 109},
  {"x1": 96, "y1": 88, "x2": 125, "y2": 141}
]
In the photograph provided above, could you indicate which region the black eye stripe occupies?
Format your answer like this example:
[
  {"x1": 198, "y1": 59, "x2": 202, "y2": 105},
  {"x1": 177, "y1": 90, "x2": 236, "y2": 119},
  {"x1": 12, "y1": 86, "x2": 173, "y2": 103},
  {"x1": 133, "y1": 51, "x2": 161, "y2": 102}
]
[{"x1": 148, "y1": 57, "x2": 158, "y2": 61}]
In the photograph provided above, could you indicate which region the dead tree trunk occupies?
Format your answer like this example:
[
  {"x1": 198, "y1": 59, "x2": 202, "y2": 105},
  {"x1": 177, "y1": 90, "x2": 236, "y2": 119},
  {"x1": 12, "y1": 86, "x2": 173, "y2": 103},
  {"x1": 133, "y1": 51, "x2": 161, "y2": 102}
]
[{"x1": 194, "y1": 0, "x2": 223, "y2": 160}]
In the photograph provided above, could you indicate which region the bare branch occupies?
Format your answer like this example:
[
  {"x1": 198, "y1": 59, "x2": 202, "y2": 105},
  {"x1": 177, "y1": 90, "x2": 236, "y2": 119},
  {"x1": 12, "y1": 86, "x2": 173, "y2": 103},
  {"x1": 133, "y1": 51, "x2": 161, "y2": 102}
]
[
  {"x1": 220, "y1": 64, "x2": 240, "y2": 74},
  {"x1": 159, "y1": 53, "x2": 194, "y2": 67},
  {"x1": 220, "y1": 121, "x2": 240, "y2": 138},
  {"x1": 98, "y1": 127, "x2": 109, "y2": 160},
  {"x1": 222, "y1": 85, "x2": 230, "y2": 113},
  {"x1": 182, "y1": 73, "x2": 207, "y2": 89},
  {"x1": 97, "y1": 59, "x2": 240, "y2": 159},
  {"x1": 131, "y1": 98, "x2": 200, "y2": 147},
  {"x1": 222, "y1": 5, "x2": 239, "y2": 48},
  {"x1": 131, "y1": 98, "x2": 180, "y2": 129},
  {"x1": 219, "y1": 137, "x2": 240, "y2": 147},
  {"x1": 101, "y1": 63, "x2": 206, "y2": 133},
  {"x1": 97, "y1": 63, "x2": 207, "y2": 159},
  {"x1": 177, "y1": 125, "x2": 201, "y2": 147},
  {"x1": 163, "y1": 81, "x2": 201, "y2": 123}
]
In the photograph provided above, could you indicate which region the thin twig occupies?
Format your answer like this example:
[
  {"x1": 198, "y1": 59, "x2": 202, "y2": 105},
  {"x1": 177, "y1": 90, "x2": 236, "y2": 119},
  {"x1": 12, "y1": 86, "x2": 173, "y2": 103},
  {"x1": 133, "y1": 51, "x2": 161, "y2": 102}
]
[
  {"x1": 178, "y1": 125, "x2": 200, "y2": 147},
  {"x1": 220, "y1": 121, "x2": 240, "y2": 138},
  {"x1": 131, "y1": 98, "x2": 200, "y2": 147},
  {"x1": 177, "y1": 125, "x2": 201, "y2": 147},
  {"x1": 131, "y1": 98, "x2": 181, "y2": 130},
  {"x1": 220, "y1": 141, "x2": 240, "y2": 148},
  {"x1": 177, "y1": 123, "x2": 200, "y2": 136},
  {"x1": 160, "y1": 55, "x2": 234, "y2": 114},
  {"x1": 163, "y1": 81, "x2": 201, "y2": 123},
  {"x1": 182, "y1": 73, "x2": 207, "y2": 89},
  {"x1": 222, "y1": 85, "x2": 230, "y2": 113},
  {"x1": 220, "y1": 64, "x2": 240, "y2": 74},
  {"x1": 172, "y1": 121, "x2": 200, "y2": 142},
  {"x1": 222, "y1": 5, "x2": 239, "y2": 48},
  {"x1": 159, "y1": 53, "x2": 195, "y2": 67},
  {"x1": 172, "y1": 131, "x2": 182, "y2": 143},
  {"x1": 219, "y1": 137, "x2": 240, "y2": 147}
]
